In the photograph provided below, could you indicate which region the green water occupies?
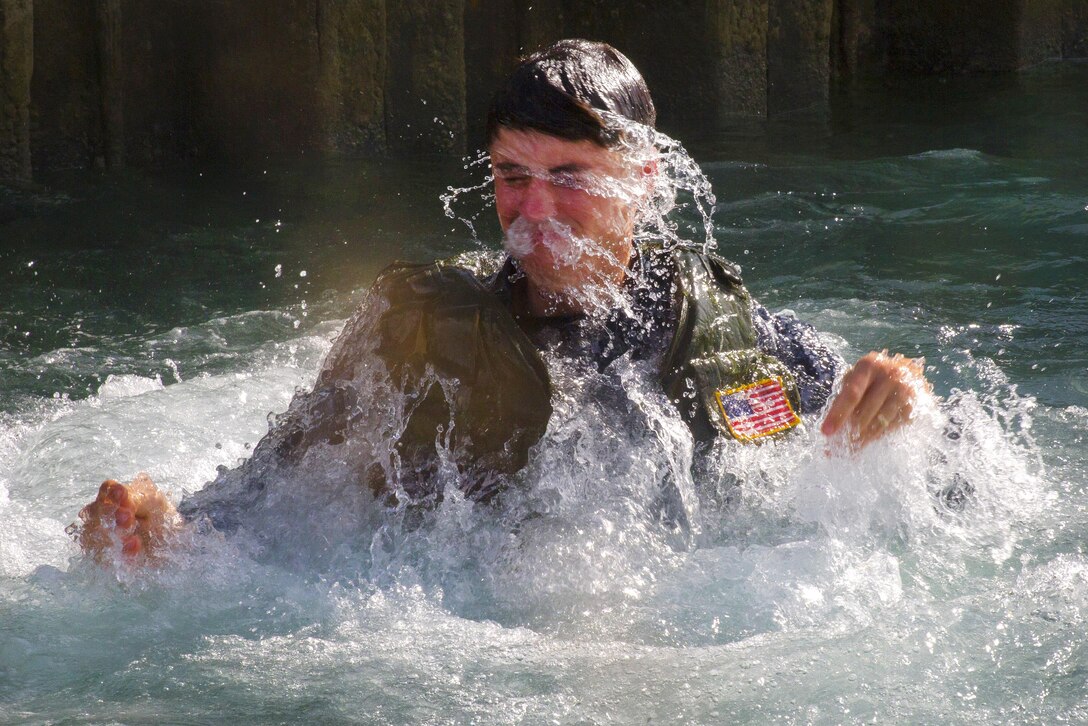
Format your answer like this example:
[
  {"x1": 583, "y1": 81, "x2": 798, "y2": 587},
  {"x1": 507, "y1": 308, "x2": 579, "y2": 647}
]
[{"x1": 1, "y1": 62, "x2": 1086, "y2": 724}]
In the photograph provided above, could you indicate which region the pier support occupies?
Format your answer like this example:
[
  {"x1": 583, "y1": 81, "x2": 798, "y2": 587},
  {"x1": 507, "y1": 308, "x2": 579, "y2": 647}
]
[
  {"x1": 384, "y1": 0, "x2": 466, "y2": 154},
  {"x1": 883, "y1": 0, "x2": 1070, "y2": 73},
  {"x1": 1, "y1": 0, "x2": 32, "y2": 182},
  {"x1": 94, "y1": 0, "x2": 123, "y2": 168},
  {"x1": 768, "y1": 0, "x2": 834, "y2": 117},
  {"x1": 9, "y1": 0, "x2": 1087, "y2": 174},
  {"x1": 316, "y1": 0, "x2": 387, "y2": 153}
]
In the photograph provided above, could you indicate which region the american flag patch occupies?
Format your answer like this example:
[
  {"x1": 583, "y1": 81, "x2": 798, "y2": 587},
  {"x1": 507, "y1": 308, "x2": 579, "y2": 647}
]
[{"x1": 714, "y1": 377, "x2": 801, "y2": 442}]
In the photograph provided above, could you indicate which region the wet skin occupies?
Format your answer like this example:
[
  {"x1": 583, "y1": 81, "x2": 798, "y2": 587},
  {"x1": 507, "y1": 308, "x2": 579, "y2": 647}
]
[
  {"x1": 821, "y1": 350, "x2": 930, "y2": 447},
  {"x1": 490, "y1": 128, "x2": 651, "y2": 317},
  {"x1": 74, "y1": 472, "x2": 180, "y2": 561},
  {"x1": 73, "y1": 131, "x2": 930, "y2": 563}
]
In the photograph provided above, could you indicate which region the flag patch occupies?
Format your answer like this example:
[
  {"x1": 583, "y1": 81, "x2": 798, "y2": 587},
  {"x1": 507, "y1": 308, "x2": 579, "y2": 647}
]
[{"x1": 714, "y1": 377, "x2": 801, "y2": 442}]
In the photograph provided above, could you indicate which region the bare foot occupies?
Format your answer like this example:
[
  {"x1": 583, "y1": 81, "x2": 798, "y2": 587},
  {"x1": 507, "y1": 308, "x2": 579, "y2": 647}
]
[{"x1": 70, "y1": 473, "x2": 182, "y2": 563}]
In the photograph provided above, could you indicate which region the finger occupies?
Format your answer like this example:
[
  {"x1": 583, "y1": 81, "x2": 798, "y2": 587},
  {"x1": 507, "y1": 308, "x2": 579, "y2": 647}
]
[
  {"x1": 859, "y1": 395, "x2": 907, "y2": 446},
  {"x1": 127, "y1": 472, "x2": 171, "y2": 521},
  {"x1": 105, "y1": 482, "x2": 139, "y2": 534},
  {"x1": 858, "y1": 356, "x2": 927, "y2": 446},
  {"x1": 80, "y1": 480, "x2": 123, "y2": 525},
  {"x1": 851, "y1": 371, "x2": 899, "y2": 434},
  {"x1": 115, "y1": 507, "x2": 134, "y2": 529},
  {"x1": 76, "y1": 479, "x2": 135, "y2": 555},
  {"x1": 122, "y1": 534, "x2": 143, "y2": 557},
  {"x1": 821, "y1": 358, "x2": 877, "y2": 436},
  {"x1": 98, "y1": 479, "x2": 129, "y2": 508},
  {"x1": 97, "y1": 479, "x2": 115, "y2": 501},
  {"x1": 78, "y1": 500, "x2": 101, "y2": 524}
]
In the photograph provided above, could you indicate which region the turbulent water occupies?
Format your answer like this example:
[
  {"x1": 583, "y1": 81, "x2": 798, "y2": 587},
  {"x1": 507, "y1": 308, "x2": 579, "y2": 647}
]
[{"x1": 2, "y1": 63, "x2": 1087, "y2": 724}]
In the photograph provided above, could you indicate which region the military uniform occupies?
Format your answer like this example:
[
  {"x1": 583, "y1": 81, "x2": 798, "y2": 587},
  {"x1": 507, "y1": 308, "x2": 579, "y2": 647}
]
[
  {"x1": 179, "y1": 244, "x2": 842, "y2": 526},
  {"x1": 341, "y1": 244, "x2": 840, "y2": 497}
]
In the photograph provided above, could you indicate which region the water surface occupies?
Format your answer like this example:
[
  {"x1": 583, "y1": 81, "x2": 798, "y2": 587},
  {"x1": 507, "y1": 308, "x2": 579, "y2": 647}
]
[{"x1": 1, "y1": 63, "x2": 1087, "y2": 724}]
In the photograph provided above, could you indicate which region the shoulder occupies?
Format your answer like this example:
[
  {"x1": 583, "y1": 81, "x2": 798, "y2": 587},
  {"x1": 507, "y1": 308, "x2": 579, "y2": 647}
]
[
  {"x1": 320, "y1": 254, "x2": 509, "y2": 383},
  {"x1": 370, "y1": 250, "x2": 509, "y2": 307},
  {"x1": 647, "y1": 245, "x2": 750, "y2": 322},
  {"x1": 644, "y1": 244, "x2": 745, "y2": 290},
  {"x1": 440, "y1": 249, "x2": 508, "y2": 280},
  {"x1": 695, "y1": 250, "x2": 744, "y2": 288}
]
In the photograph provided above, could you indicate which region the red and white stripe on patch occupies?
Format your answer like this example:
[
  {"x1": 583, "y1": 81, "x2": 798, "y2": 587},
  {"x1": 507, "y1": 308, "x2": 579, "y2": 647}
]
[{"x1": 714, "y1": 377, "x2": 801, "y2": 442}]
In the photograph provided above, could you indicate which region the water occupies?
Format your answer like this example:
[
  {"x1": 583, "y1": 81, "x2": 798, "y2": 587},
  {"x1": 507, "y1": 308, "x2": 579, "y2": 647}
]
[{"x1": 2, "y1": 62, "x2": 1087, "y2": 723}]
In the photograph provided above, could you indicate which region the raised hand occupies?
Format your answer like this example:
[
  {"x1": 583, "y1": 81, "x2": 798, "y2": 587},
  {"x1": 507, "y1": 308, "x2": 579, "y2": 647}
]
[
  {"x1": 820, "y1": 350, "x2": 931, "y2": 449},
  {"x1": 71, "y1": 473, "x2": 181, "y2": 562}
]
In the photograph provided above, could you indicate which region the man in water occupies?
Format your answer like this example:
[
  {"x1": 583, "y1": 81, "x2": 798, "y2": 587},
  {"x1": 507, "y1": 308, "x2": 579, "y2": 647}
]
[{"x1": 74, "y1": 39, "x2": 930, "y2": 561}]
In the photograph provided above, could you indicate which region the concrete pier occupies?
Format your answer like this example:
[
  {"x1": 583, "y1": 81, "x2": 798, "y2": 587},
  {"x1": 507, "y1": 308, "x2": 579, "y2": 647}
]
[{"x1": 1, "y1": 0, "x2": 1085, "y2": 182}]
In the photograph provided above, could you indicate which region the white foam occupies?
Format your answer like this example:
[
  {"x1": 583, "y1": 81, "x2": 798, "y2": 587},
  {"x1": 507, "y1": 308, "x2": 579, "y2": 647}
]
[{"x1": 96, "y1": 373, "x2": 165, "y2": 400}]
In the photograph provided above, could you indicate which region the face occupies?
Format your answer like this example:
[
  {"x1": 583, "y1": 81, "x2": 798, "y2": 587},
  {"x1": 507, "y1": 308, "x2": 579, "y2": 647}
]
[{"x1": 489, "y1": 128, "x2": 650, "y2": 308}]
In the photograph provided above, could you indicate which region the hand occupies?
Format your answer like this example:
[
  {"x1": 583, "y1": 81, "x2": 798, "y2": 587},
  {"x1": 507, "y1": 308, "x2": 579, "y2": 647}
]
[
  {"x1": 70, "y1": 473, "x2": 181, "y2": 562},
  {"x1": 820, "y1": 350, "x2": 931, "y2": 449}
]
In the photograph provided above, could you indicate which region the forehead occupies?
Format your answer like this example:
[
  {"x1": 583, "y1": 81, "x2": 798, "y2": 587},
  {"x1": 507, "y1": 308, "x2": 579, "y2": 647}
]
[{"x1": 488, "y1": 128, "x2": 629, "y2": 172}]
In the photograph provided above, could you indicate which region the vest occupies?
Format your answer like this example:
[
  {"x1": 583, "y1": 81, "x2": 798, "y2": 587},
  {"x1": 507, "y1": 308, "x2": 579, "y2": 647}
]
[
  {"x1": 376, "y1": 245, "x2": 802, "y2": 455},
  {"x1": 653, "y1": 246, "x2": 803, "y2": 443}
]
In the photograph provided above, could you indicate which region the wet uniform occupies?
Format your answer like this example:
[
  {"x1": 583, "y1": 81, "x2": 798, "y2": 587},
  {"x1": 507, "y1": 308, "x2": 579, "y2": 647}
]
[
  {"x1": 178, "y1": 245, "x2": 842, "y2": 527},
  {"x1": 485, "y1": 247, "x2": 841, "y2": 433}
]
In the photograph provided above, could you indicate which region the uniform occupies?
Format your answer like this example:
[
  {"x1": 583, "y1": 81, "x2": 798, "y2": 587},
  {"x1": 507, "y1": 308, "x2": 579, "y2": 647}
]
[{"x1": 178, "y1": 244, "x2": 842, "y2": 527}]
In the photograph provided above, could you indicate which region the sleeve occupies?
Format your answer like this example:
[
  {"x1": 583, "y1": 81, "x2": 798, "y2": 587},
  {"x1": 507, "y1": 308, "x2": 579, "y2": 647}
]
[
  {"x1": 750, "y1": 301, "x2": 844, "y2": 415},
  {"x1": 178, "y1": 261, "x2": 554, "y2": 529}
]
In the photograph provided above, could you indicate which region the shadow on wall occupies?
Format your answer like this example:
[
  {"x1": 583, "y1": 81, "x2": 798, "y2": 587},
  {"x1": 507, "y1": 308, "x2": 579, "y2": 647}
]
[{"x1": 1, "y1": 0, "x2": 1086, "y2": 183}]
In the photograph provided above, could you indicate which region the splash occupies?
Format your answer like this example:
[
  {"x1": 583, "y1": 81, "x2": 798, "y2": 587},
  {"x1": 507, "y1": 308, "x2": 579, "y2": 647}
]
[
  {"x1": 501, "y1": 216, "x2": 579, "y2": 263},
  {"x1": 441, "y1": 150, "x2": 494, "y2": 244},
  {"x1": 4, "y1": 65, "x2": 1087, "y2": 722},
  {"x1": 441, "y1": 124, "x2": 718, "y2": 257},
  {"x1": 637, "y1": 128, "x2": 719, "y2": 254}
]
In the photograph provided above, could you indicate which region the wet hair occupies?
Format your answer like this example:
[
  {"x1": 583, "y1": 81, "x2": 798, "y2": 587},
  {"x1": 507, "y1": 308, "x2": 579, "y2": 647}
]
[{"x1": 485, "y1": 39, "x2": 656, "y2": 149}]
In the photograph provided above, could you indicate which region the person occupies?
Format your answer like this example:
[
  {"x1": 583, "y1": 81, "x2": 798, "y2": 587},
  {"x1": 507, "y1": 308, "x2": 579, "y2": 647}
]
[{"x1": 73, "y1": 39, "x2": 931, "y2": 562}]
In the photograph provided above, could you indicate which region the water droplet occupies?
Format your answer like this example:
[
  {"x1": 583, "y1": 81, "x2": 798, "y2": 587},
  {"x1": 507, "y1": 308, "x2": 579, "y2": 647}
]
[{"x1": 299, "y1": 270, "x2": 307, "y2": 278}]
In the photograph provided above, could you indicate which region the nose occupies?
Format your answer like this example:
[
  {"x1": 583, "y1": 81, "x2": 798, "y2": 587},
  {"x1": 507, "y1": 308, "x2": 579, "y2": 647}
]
[{"x1": 517, "y1": 177, "x2": 558, "y2": 222}]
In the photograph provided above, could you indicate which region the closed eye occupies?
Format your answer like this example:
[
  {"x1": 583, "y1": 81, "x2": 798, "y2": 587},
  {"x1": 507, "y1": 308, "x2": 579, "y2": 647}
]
[
  {"x1": 550, "y1": 170, "x2": 589, "y2": 190},
  {"x1": 494, "y1": 163, "x2": 531, "y2": 187},
  {"x1": 497, "y1": 173, "x2": 530, "y2": 187}
]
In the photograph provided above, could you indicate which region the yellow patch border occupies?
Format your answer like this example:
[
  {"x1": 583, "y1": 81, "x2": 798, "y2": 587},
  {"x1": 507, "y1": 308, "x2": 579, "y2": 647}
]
[{"x1": 714, "y1": 377, "x2": 801, "y2": 442}]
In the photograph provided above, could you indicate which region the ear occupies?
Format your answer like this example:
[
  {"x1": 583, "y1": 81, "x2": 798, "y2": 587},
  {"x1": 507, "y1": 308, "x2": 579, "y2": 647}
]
[{"x1": 638, "y1": 158, "x2": 659, "y2": 202}]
